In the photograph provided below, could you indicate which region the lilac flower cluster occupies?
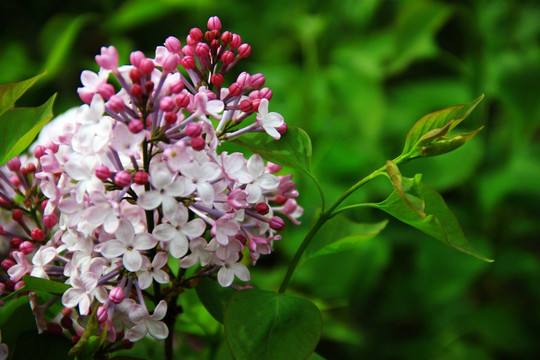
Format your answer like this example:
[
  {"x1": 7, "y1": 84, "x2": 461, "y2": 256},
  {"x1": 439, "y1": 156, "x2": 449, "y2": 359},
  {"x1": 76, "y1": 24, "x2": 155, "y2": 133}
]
[{"x1": 0, "y1": 16, "x2": 302, "y2": 346}]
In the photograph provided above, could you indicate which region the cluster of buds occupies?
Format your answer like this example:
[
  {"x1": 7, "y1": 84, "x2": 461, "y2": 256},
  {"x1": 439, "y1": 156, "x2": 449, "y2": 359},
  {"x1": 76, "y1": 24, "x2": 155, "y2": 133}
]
[{"x1": 0, "y1": 16, "x2": 302, "y2": 347}]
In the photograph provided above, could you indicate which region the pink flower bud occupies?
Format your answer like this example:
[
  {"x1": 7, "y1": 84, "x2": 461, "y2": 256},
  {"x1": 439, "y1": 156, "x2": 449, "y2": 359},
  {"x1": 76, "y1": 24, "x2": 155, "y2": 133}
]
[
  {"x1": 45, "y1": 141, "x2": 59, "y2": 153},
  {"x1": 228, "y1": 83, "x2": 242, "y2": 97},
  {"x1": 221, "y1": 50, "x2": 235, "y2": 65},
  {"x1": 207, "y1": 16, "x2": 222, "y2": 31},
  {"x1": 108, "y1": 95, "x2": 126, "y2": 112},
  {"x1": 239, "y1": 99, "x2": 253, "y2": 113},
  {"x1": 78, "y1": 91, "x2": 94, "y2": 104},
  {"x1": 134, "y1": 171, "x2": 149, "y2": 185},
  {"x1": 277, "y1": 122, "x2": 288, "y2": 135},
  {"x1": 249, "y1": 73, "x2": 265, "y2": 89},
  {"x1": 252, "y1": 99, "x2": 261, "y2": 112},
  {"x1": 196, "y1": 42, "x2": 210, "y2": 58},
  {"x1": 34, "y1": 145, "x2": 46, "y2": 159},
  {"x1": 129, "y1": 119, "x2": 144, "y2": 133},
  {"x1": 129, "y1": 68, "x2": 142, "y2": 83},
  {"x1": 221, "y1": 31, "x2": 233, "y2": 44},
  {"x1": 97, "y1": 82, "x2": 115, "y2": 100},
  {"x1": 255, "y1": 202, "x2": 270, "y2": 215},
  {"x1": 130, "y1": 50, "x2": 145, "y2": 67},
  {"x1": 184, "y1": 122, "x2": 202, "y2": 137},
  {"x1": 259, "y1": 87, "x2": 273, "y2": 100},
  {"x1": 175, "y1": 92, "x2": 191, "y2": 108},
  {"x1": 12, "y1": 209, "x2": 23, "y2": 222},
  {"x1": 266, "y1": 161, "x2": 282, "y2": 173},
  {"x1": 160, "y1": 96, "x2": 175, "y2": 111},
  {"x1": 205, "y1": 30, "x2": 219, "y2": 42},
  {"x1": 130, "y1": 83, "x2": 143, "y2": 98},
  {"x1": 31, "y1": 228, "x2": 44, "y2": 242},
  {"x1": 114, "y1": 171, "x2": 132, "y2": 187},
  {"x1": 162, "y1": 53, "x2": 180, "y2": 73},
  {"x1": 182, "y1": 45, "x2": 195, "y2": 56},
  {"x1": 164, "y1": 112, "x2": 177, "y2": 124},
  {"x1": 230, "y1": 34, "x2": 242, "y2": 50},
  {"x1": 238, "y1": 43, "x2": 252, "y2": 58},
  {"x1": 95, "y1": 45, "x2": 119, "y2": 70},
  {"x1": 7, "y1": 157, "x2": 21, "y2": 172},
  {"x1": 109, "y1": 287, "x2": 125, "y2": 304},
  {"x1": 10, "y1": 237, "x2": 22, "y2": 249},
  {"x1": 97, "y1": 306, "x2": 108, "y2": 323},
  {"x1": 43, "y1": 214, "x2": 58, "y2": 229},
  {"x1": 269, "y1": 216, "x2": 285, "y2": 231},
  {"x1": 189, "y1": 27, "x2": 203, "y2": 42},
  {"x1": 165, "y1": 36, "x2": 182, "y2": 53},
  {"x1": 10, "y1": 175, "x2": 20, "y2": 187},
  {"x1": 236, "y1": 234, "x2": 247, "y2": 246},
  {"x1": 14, "y1": 280, "x2": 25, "y2": 290},
  {"x1": 181, "y1": 56, "x2": 196, "y2": 70},
  {"x1": 20, "y1": 241, "x2": 34, "y2": 255},
  {"x1": 211, "y1": 73, "x2": 224, "y2": 87},
  {"x1": 274, "y1": 195, "x2": 287, "y2": 205},
  {"x1": 145, "y1": 80, "x2": 154, "y2": 93},
  {"x1": 191, "y1": 136, "x2": 206, "y2": 151},
  {"x1": 62, "y1": 308, "x2": 72, "y2": 316},
  {"x1": 249, "y1": 90, "x2": 260, "y2": 100},
  {"x1": 236, "y1": 72, "x2": 250, "y2": 89},
  {"x1": 95, "y1": 165, "x2": 111, "y2": 181},
  {"x1": 1, "y1": 259, "x2": 15, "y2": 272},
  {"x1": 140, "y1": 58, "x2": 155, "y2": 74},
  {"x1": 169, "y1": 79, "x2": 184, "y2": 93}
]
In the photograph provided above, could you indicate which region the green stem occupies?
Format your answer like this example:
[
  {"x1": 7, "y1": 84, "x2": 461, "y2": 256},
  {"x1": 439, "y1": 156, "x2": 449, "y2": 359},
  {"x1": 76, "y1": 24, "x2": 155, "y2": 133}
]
[{"x1": 278, "y1": 164, "x2": 388, "y2": 293}]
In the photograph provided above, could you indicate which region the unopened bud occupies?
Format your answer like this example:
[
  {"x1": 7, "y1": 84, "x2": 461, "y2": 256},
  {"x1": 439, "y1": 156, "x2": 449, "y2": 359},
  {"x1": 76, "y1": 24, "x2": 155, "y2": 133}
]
[
  {"x1": 95, "y1": 165, "x2": 111, "y2": 181},
  {"x1": 109, "y1": 287, "x2": 125, "y2": 304},
  {"x1": 31, "y1": 228, "x2": 45, "y2": 242},
  {"x1": 269, "y1": 216, "x2": 285, "y2": 231},
  {"x1": 134, "y1": 171, "x2": 149, "y2": 185},
  {"x1": 255, "y1": 202, "x2": 269, "y2": 215},
  {"x1": 191, "y1": 136, "x2": 206, "y2": 151},
  {"x1": 114, "y1": 171, "x2": 132, "y2": 187},
  {"x1": 20, "y1": 241, "x2": 34, "y2": 255},
  {"x1": 184, "y1": 122, "x2": 202, "y2": 137}
]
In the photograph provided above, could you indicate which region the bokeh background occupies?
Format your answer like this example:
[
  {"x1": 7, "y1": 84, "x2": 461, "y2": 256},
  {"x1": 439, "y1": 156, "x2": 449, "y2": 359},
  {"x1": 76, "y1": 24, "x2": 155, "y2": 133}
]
[{"x1": 1, "y1": 0, "x2": 540, "y2": 359}]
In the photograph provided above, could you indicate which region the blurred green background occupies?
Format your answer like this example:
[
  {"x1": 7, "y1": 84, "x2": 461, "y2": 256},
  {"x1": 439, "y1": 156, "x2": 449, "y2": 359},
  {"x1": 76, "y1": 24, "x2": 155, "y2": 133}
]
[{"x1": 2, "y1": 0, "x2": 540, "y2": 359}]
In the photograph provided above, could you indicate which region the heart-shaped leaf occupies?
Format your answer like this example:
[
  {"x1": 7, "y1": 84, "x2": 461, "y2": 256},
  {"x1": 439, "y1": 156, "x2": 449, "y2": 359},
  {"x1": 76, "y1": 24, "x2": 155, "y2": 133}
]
[
  {"x1": 224, "y1": 289, "x2": 322, "y2": 360},
  {"x1": 195, "y1": 277, "x2": 237, "y2": 323}
]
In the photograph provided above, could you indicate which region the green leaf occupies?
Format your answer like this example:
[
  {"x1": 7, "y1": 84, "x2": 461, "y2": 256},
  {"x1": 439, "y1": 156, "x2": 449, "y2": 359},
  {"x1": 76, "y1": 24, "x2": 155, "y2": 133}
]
[
  {"x1": 195, "y1": 277, "x2": 237, "y2": 323},
  {"x1": 401, "y1": 95, "x2": 484, "y2": 159},
  {"x1": 372, "y1": 173, "x2": 492, "y2": 262},
  {"x1": 11, "y1": 330, "x2": 72, "y2": 360},
  {"x1": 0, "y1": 93, "x2": 56, "y2": 166},
  {"x1": 22, "y1": 275, "x2": 70, "y2": 295},
  {"x1": 233, "y1": 126, "x2": 312, "y2": 173},
  {"x1": 224, "y1": 289, "x2": 322, "y2": 360},
  {"x1": 420, "y1": 127, "x2": 484, "y2": 157},
  {"x1": 0, "y1": 72, "x2": 46, "y2": 117},
  {"x1": 304, "y1": 217, "x2": 388, "y2": 261}
]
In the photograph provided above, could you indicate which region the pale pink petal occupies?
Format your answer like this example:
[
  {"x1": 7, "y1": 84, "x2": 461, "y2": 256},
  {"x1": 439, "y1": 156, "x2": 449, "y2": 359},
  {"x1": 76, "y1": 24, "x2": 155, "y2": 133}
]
[
  {"x1": 147, "y1": 320, "x2": 169, "y2": 340},
  {"x1": 170, "y1": 234, "x2": 188, "y2": 258},
  {"x1": 153, "y1": 269, "x2": 169, "y2": 284},
  {"x1": 247, "y1": 154, "x2": 265, "y2": 176},
  {"x1": 123, "y1": 250, "x2": 143, "y2": 272},
  {"x1": 152, "y1": 300, "x2": 168, "y2": 320},
  {"x1": 152, "y1": 224, "x2": 175, "y2": 242},
  {"x1": 152, "y1": 252, "x2": 169, "y2": 269},
  {"x1": 127, "y1": 322, "x2": 147, "y2": 342},
  {"x1": 138, "y1": 272, "x2": 153, "y2": 290},
  {"x1": 231, "y1": 263, "x2": 250, "y2": 281},
  {"x1": 62, "y1": 288, "x2": 84, "y2": 308},
  {"x1": 138, "y1": 191, "x2": 162, "y2": 210},
  {"x1": 183, "y1": 218, "x2": 206, "y2": 238},
  {"x1": 217, "y1": 268, "x2": 234, "y2": 287},
  {"x1": 133, "y1": 233, "x2": 157, "y2": 250},
  {"x1": 99, "y1": 240, "x2": 127, "y2": 258},
  {"x1": 161, "y1": 196, "x2": 178, "y2": 220}
]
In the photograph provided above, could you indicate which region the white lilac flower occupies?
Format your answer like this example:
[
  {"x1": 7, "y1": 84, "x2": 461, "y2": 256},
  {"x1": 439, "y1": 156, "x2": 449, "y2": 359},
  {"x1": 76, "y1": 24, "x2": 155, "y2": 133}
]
[
  {"x1": 256, "y1": 98, "x2": 284, "y2": 140},
  {"x1": 127, "y1": 300, "x2": 169, "y2": 341},
  {"x1": 137, "y1": 252, "x2": 169, "y2": 290}
]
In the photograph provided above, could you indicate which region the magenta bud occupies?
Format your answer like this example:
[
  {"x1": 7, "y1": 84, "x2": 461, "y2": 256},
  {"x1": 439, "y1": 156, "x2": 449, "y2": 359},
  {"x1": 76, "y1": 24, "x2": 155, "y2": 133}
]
[
  {"x1": 269, "y1": 216, "x2": 285, "y2": 231},
  {"x1": 239, "y1": 99, "x2": 253, "y2": 113},
  {"x1": 6, "y1": 157, "x2": 21, "y2": 172},
  {"x1": 228, "y1": 83, "x2": 242, "y2": 97},
  {"x1": 221, "y1": 50, "x2": 235, "y2": 65},
  {"x1": 255, "y1": 202, "x2": 270, "y2": 215},
  {"x1": 235, "y1": 234, "x2": 247, "y2": 246},
  {"x1": 221, "y1": 31, "x2": 233, "y2": 44},
  {"x1": 164, "y1": 112, "x2": 177, "y2": 124},
  {"x1": 43, "y1": 214, "x2": 58, "y2": 229},
  {"x1": 249, "y1": 73, "x2": 266, "y2": 89},
  {"x1": 95, "y1": 45, "x2": 119, "y2": 70},
  {"x1": 20, "y1": 241, "x2": 34, "y2": 255},
  {"x1": 10, "y1": 237, "x2": 22, "y2": 249},
  {"x1": 207, "y1": 16, "x2": 222, "y2": 31},
  {"x1": 114, "y1": 171, "x2": 132, "y2": 187},
  {"x1": 191, "y1": 136, "x2": 206, "y2": 151},
  {"x1": 129, "y1": 68, "x2": 142, "y2": 83},
  {"x1": 109, "y1": 287, "x2": 125, "y2": 304},
  {"x1": 259, "y1": 87, "x2": 273, "y2": 100},
  {"x1": 236, "y1": 72, "x2": 250, "y2": 89},
  {"x1": 266, "y1": 161, "x2": 282, "y2": 173},
  {"x1": 108, "y1": 95, "x2": 125, "y2": 112},
  {"x1": 140, "y1": 58, "x2": 155, "y2": 74},
  {"x1": 130, "y1": 50, "x2": 145, "y2": 67},
  {"x1": 195, "y1": 42, "x2": 210, "y2": 58},
  {"x1": 31, "y1": 228, "x2": 44, "y2": 242},
  {"x1": 47, "y1": 322, "x2": 64, "y2": 336},
  {"x1": 162, "y1": 53, "x2": 180, "y2": 73},
  {"x1": 129, "y1": 119, "x2": 144, "y2": 133},
  {"x1": 134, "y1": 171, "x2": 149, "y2": 185},
  {"x1": 10, "y1": 175, "x2": 20, "y2": 187},
  {"x1": 165, "y1": 36, "x2": 182, "y2": 53},
  {"x1": 130, "y1": 83, "x2": 143, "y2": 98},
  {"x1": 249, "y1": 91, "x2": 260, "y2": 101},
  {"x1": 184, "y1": 122, "x2": 202, "y2": 137},
  {"x1": 211, "y1": 73, "x2": 224, "y2": 87},
  {"x1": 12, "y1": 209, "x2": 23, "y2": 222},
  {"x1": 230, "y1": 34, "x2": 242, "y2": 50},
  {"x1": 169, "y1": 79, "x2": 184, "y2": 93},
  {"x1": 182, "y1": 45, "x2": 195, "y2": 56},
  {"x1": 14, "y1": 281, "x2": 25, "y2": 290},
  {"x1": 97, "y1": 82, "x2": 115, "y2": 100},
  {"x1": 277, "y1": 122, "x2": 288, "y2": 135},
  {"x1": 181, "y1": 56, "x2": 196, "y2": 70},
  {"x1": 95, "y1": 165, "x2": 111, "y2": 181},
  {"x1": 189, "y1": 27, "x2": 203, "y2": 42},
  {"x1": 1, "y1": 259, "x2": 15, "y2": 272},
  {"x1": 274, "y1": 195, "x2": 287, "y2": 205},
  {"x1": 160, "y1": 96, "x2": 175, "y2": 112},
  {"x1": 97, "y1": 305, "x2": 108, "y2": 323},
  {"x1": 175, "y1": 92, "x2": 190, "y2": 108},
  {"x1": 238, "y1": 43, "x2": 252, "y2": 58},
  {"x1": 34, "y1": 145, "x2": 46, "y2": 159}
]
